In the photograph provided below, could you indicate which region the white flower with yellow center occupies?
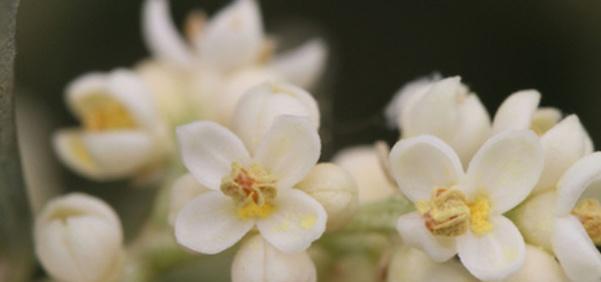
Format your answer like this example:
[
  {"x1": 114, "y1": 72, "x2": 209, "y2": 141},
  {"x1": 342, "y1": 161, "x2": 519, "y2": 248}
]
[
  {"x1": 53, "y1": 69, "x2": 168, "y2": 181},
  {"x1": 389, "y1": 131, "x2": 544, "y2": 281},
  {"x1": 493, "y1": 90, "x2": 594, "y2": 195},
  {"x1": 385, "y1": 76, "x2": 491, "y2": 165},
  {"x1": 174, "y1": 115, "x2": 326, "y2": 254},
  {"x1": 552, "y1": 152, "x2": 601, "y2": 282}
]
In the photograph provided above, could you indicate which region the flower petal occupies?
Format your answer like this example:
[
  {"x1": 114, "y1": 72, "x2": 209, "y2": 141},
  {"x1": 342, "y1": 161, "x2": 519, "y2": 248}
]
[
  {"x1": 142, "y1": 0, "x2": 194, "y2": 67},
  {"x1": 175, "y1": 191, "x2": 254, "y2": 254},
  {"x1": 256, "y1": 189, "x2": 326, "y2": 253},
  {"x1": 268, "y1": 39, "x2": 327, "y2": 89},
  {"x1": 552, "y1": 216, "x2": 601, "y2": 282},
  {"x1": 198, "y1": 0, "x2": 264, "y2": 71},
  {"x1": 534, "y1": 115, "x2": 591, "y2": 194},
  {"x1": 531, "y1": 107, "x2": 562, "y2": 135},
  {"x1": 492, "y1": 90, "x2": 540, "y2": 134},
  {"x1": 457, "y1": 215, "x2": 526, "y2": 281},
  {"x1": 169, "y1": 174, "x2": 210, "y2": 225},
  {"x1": 176, "y1": 121, "x2": 251, "y2": 190},
  {"x1": 384, "y1": 74, "x2": 440, "y2": 129},
  {"x1": 465, "y1": 130, "x2": 543, "y2": 213},
  {"x1": 254, "y1": 115, "x2": 320, "y2": 189},
  {"x1": 396, "y1": 212, "x2": 457, "y2": 262},
  {"x1": 389, "y1": 135, "x2": 463, "y2": 202},
  {"x1": 232, "y1": 81, "x2": 319, "y2": 153},
  {"x1": 449, "y1": 94, "x2": 491, "y2": 166},
  {"x1": 556, "y1": 152, "x2": 601, "y2": 216}
]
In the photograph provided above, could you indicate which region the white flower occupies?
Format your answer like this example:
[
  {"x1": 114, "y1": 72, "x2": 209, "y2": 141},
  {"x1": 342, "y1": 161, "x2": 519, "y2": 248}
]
[
  {"x1": 387, "y1": 246, "x2": 477, "y2": 282},
  {"x1": 232, "y1": 81, "x2": 320, "y2": 152},
  {"x1": 333, "y1": 146, "x2": 397, "y2": 205},
  {"x1": 231, "y1": 235, "x2": 316, "y2": 282},
  {"x1": 552, "y1": 152, "x2": 601, "y2": 282},
  {"x1": 296, "y1": 163, "x2": 359, "y2": 231},
  {"x1": 174, "y1": 115, "x2": 326, "y2": 254},
  {"x1": 53, "y1": 69, "x2": 169, "y2": 181},
  {"x1": 504, "y1": 245, "x2": 568, "y2": 282},
  {"x1": 35, "y1": 193, "x2": 123, "y2": 282},
  {"x1": 389, "y1": 131, "x2": 544, "y2": 281},
  {"x1": 493, "y1": 90, "x2": 594, "y2": 195},
  {"x1": 386, "y1": 76, "x2": 491, "y2": 165}
]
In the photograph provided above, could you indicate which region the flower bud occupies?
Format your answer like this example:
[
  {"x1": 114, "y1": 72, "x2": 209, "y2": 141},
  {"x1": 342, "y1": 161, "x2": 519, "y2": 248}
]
[
  {"x1": 511, "y1": 191, "x2": 556, "y2": 252},
  {"x1": 504, "y1": 245, "x2": 568, "y2": 282},
  {"x1": 169, "y1": 173, "x2": 210, "y2": 225},
  {"x1": 333, "y1": 146, "x2": 397, "y2": 205},
  {"x1": 231, "y1": 235, "x2": 316, "y2": 282},
  {"x1": 296, "y1": 163, "x2": 358, "y2": 231},
  {"x1": 34, "y1": 193, "x2": 123, "y2": 282},
  {"x1": 387, "y1": 246, "x2": 477, "y2": 282}
]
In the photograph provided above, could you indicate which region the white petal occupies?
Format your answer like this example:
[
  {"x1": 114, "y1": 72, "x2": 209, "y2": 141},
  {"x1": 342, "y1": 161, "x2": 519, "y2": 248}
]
[
  {"x1": 269, "y1": 39, "x2": 327, "y2": 89},
  {"x1": 388, "y1": 135, "x2": 463, "y2": 202},
  {"x1": 396, "y1": 212, "x2": 457, "y2": 262},
  {"x1": 256, "y1": 189, "x2": 326, "y2": 253},
  {"x1": 142, "y1": 0, "x2": 194, "y2": 67},
  {"x1": 232, "y1": 81, "x2": 319, "y2": 153},
  {"x1": 169, "y1": 173, "x2": 210, "y2": 225},
  {"x1": 511, "y1": 191, "x2": 557, "y2": 252},
  {"x1": 388, "y1": 246, "x2": 478, "y2": 282},
  {"x1": 384, "y1": 74, "x2": 440, "y2": 129},
  {"x1": 231, "y1": 235, "x2": 316, "y2": 282},
  {"x1": 254, "y1": 116, "x2": 320, "y2": 190},
  {"x1": 198, "y1": 0, "x2": 264, "y2": 71},
  {"x1": 552, "y1": 216, "x2": 601, "y2": 282},
  {"x1": 531, "y1": 107, "x2": 562, "y2": 135},
  {"x1": 534, "y1": 115, "x2": 591, "y2": 194},
  {"x1": 556, "y1": 152, "x2": 601, "y2": 216},
  {"x1": 176, "y1": 121, "x2": 251, "y2": 190},
  {"x1": 465, "y1": 130, "x2": 543, "y2": 213},
  {"x1": 457, "y1": 216, "x2": 526, "y2": 281},
  {"x1": 449, "y1": 94, "x2": 491, "y2": 166},
  {"x1": 492, "y1": 90, "x2": 540, "y2": 134},
  {"x1": 504, "y1": 244, "x2": 568, "y2": 282},
  {"x1": 175, "y1": 191, "x2": 254, "y2": 254},
  {"x1": 53, "y1": 129, "x2": 156, "y2": 180}
]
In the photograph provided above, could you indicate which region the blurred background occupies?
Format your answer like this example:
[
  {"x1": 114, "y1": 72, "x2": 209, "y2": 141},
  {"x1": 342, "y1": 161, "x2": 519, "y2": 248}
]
[{"x1": 12, "y1": 0, "x2": 601, "y2": 280}]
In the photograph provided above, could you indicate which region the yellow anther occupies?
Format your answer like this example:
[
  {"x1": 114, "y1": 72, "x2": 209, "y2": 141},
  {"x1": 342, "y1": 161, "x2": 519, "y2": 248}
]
[
  {"x1": 468, "y1": 195, "x2": 493, "y2": 236},
  {"x1": 80, "y1": 94, "x2": 136, "y2": 131},
  {"x1": 572, "y1": 198, "x2": 601, "y2": 245},
  {"x1": 417, "y1": 188, "x2": 470, "y2": 237},
  {"x1": 221, "y1": 162, "x2": 278, "y2": 219}
]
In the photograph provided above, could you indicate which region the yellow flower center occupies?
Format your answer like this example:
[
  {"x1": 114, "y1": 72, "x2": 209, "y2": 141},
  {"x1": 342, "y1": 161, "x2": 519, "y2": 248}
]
[
  {"x1": 572, "y1": 198, "x2": 601, "y2": 245},
  {"x1": 80, "y1": 94, "x2": 136, "y2": 131},
  {"x1": 221, "y1": 162, "x2": 277, "y2": 219},
  {"x1": 416, "y1": 188, "x2": 493, "y2": 237}
]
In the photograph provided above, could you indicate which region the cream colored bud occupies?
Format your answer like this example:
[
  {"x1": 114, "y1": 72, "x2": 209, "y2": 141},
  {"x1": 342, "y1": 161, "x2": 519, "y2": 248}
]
[
  {"x1": 503, "y1": 245, "x2": 568, "y2": 282},
  {"x1": 388, "y1": 246, "x2": 477, "y2": 282},
  {"x1": 169, "y1": 173, "x2": 210, "y2": 225},
  {"x1": 333, "y1": 146, "x2": 397, "y2": 205},
  {"x1": 34, "y1": 193, "x2": 123, "y2": 282},
  {"x1": 231, "y1": 235, "x2": 316, "y2": 282},
  {"x1": 296, "y1": 163, "x2": 358, "y2": 231},
  {"x1": 511, "y1": 191, "x2": 557, "y2": 252}
]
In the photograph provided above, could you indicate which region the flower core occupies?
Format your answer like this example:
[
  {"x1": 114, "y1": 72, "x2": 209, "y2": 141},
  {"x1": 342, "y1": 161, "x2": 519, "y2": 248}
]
[
  {"x1": 221, "y1": 162, "x2": 277, "y2": 219},
  {"x1": 80, "y1": 94, "x2": 136, "y2": 131},
  {"x1": 572, "y1": 198, "x2": 601, "y2": 245}
]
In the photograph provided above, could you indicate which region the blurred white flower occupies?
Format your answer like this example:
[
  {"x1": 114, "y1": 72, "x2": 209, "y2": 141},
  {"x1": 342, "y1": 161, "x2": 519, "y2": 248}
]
[
  {"x1": 386, "y1": 76, "x2": 491, "y2": 165},
  {"x1": 53, "y1": 69, "x2": 169, "y2": 181},
  {"x1": 333, "y1": 146, "x2": 397, "y2": 205},
  {"x1": 231, "y1": 235, "x2": 316, "y2": 282},
  {"x1": 296, "y1": 163, "x2": 358, "y2": 231},
  {"x1": 390, "y1": 131, "x2": 543, "y2": 281},
  {"x1": 34, "y1": 193, "x2": 123, "y2": 282},
  {"x1": 504, "y1": 245, "x2": 568, "y2": 282},
  {"x1": 552, "y1": 152, "x2": 601, "y2": 282},
  {"x1": 493, "y1": 90, "x2": 594, "y2": 195},
  {"x1": 387, "y1": 246, "x2": 477, "y2": 282},
  {"x1": 174, "y1": 116, "x2": 326, "y2": 254}
]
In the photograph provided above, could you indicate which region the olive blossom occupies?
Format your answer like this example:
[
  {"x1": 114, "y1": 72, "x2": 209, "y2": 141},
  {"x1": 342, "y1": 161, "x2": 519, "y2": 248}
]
[
  {"x1": 390, "y1": 131, "x2": 543, "y2": 281},
  {"x1": 174, "y1": 115, "x2": 326, "y2": 254},
  {"x1": 53, "y1": 69, "x2": 169, "y2": 181}
]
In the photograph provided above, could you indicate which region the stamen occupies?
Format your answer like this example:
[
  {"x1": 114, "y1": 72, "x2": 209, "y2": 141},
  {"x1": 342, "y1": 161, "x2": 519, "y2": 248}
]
[
  {"x1": 468, "y1": 195, "x2": 493, "y2": 236},
  {"x1": 221, "y1": 162, "x2": 277, "y2": 219},
  {"x1": 80, "y1": 94, "x2": 136, "y2": 131},
  {"x1": 572, "y1": 198, "x2": 601, "y2": 245},
  {"x1": 416, "y1": 188, "x2": 470, "y2": 237}
]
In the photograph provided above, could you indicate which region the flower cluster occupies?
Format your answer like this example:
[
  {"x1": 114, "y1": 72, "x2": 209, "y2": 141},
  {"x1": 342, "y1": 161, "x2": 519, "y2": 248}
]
[{"x1": 31, "y1": 1, "x2": 601, "y2": 282}]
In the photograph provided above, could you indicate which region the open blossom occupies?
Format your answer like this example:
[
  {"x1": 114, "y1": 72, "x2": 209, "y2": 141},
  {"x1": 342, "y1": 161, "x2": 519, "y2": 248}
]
[
  {"x1": 35, "y1": 193, "x2": 124, "y2": 282},
  {"x1": 141, "y1": 0, "x2": 327, "y2": 125},
  {"x1": 552, "y1": 152, "x2": 601, "y2": 282},
  {"x1": 53, "y1": 69, "x2": 169, "y2": 181},
  {"x1": 390, "y1": 131, "x2": 543, "y2": 280},
  {"x1": 493, "y1": 90, "x2": 593, "y2": 195},
  {"x1": 385, "y1": 76, "x2": 491, "y2": 165},
  {"x1": 231, "y1": 235, "x2": 317, "y2": 282},
  {"x1": 174, "y1": 115, "x2": 326, "y2": 254}
]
